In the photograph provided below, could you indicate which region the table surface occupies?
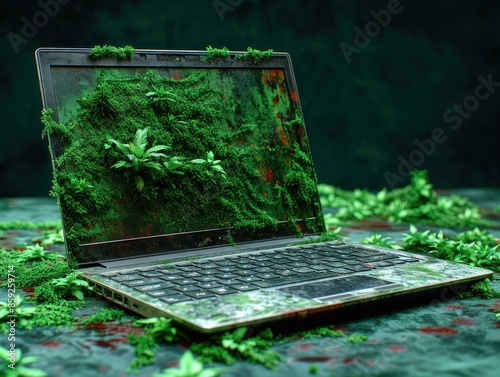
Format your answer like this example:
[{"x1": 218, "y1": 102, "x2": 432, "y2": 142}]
[{"x1": 1, "y1": 192, "x2": 500, "y2": 377}]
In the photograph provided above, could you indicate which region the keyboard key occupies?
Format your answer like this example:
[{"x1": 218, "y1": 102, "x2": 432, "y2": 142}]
[
  {"x1": 208, "y1": 287, "x2": 237, "y2": 295},
  {"x1": 159, "y1": 274, "x2": 184, "y2": 281},
  {"x1": 185, "y1": 291, "x2": 215, "y2": 299},
  {"x1": 146, "y1": 289, "x2": 179, "y2": 298},
  {"x1": 139, "y1": 271, "x2": 164, "y2": 278},
  {"x1": 123, "y1": 278, "x2": 163, "y2": 287},
  {"x1": 216, "y1": 273, "x2": 237, "y2": 279},
  {"x1": 237, "y1": 276, "x2": 262, "y2": 283},
  {"x1": 160, "y1": 295, "x2": 192, "y2": 304},
  {"x1": 111, "y1": 274, "x2": 143, "y2": 282},
  {"x1": 196, "y1": 282, "x2": 222, "y2": 289},
  {"x1": 193, "y1": 275, "x2": 217, "y2": 282},
  {"x1": 175, "y1": 286, "x2": 202, "y2": 293},
  {"x1": 232, "y1": 284, "x2": 259, "y2": 292},
  {"x1": 134, "y1": 281, "x2": 177, "y2": 292},
  {"x1": 256, "y1": 273, "x2": 280, "y2": 280}
]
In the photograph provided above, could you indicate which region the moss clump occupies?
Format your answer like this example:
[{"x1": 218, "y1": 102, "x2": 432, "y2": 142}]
[
  {"x1": 79, "y1": 308, "x2": 125, "y2": 324},
  {"x1": 88, "y1": 45, "x2": 134, "y2": 60},
  {"x1": 31, "y1": 304, "x2": 76, "y2": 328},
  {"x1": 237, "y1": 47, "x2": 274, "y2": 63},
  {"x1": 0, "y1": 220, "x2": 61, "y2": 230},
  {"x1": 458, "y1": 279, "x2": 500, "y2": 300},
  {"x1": 206, "y1": 45, "x2": 230, "y2": 59}
]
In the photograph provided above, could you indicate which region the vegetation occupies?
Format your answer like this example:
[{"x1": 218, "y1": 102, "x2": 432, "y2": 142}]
[
  {"x1": 153, "y1": 350, "x2": 226, "y2": 377},
  {"x1": 88, "y1": 45, "x2": 134, "y2": 60},
  {"x1": 319, "y1": 170, "x2": 490, "y2": 228}
]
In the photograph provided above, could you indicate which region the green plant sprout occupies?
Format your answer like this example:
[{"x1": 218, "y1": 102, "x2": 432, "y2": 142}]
[
  {"x1": 362, "y1": 233, "x2": 402, "y2": 250},
  {"x1": 13, "y1": 244, "x2": 64, "y2": 263},
  {"x1": 50, "y1": 272, "x2": 93, "y2": 301},
  {"x1": 191, "y1": 151, "x2": 227, "y2": 181},
  {"x1": 164, "y1": 156, "x2": 188, "y2": 175},
  {"x1": 134, "y1": 317, "x2": 185, "y2": 343},
  {"x1": 105, "y1": 127, "x2": 170, "y2": 192},
  {"x1": 0, "y1": 295, "x2": 36, "y2": 322},
  {"x1": 40, "y1": 229, "x2": 64, "y2": 246},
  {"x1": 0, "y1": 347, "x2": 48, "y2": 377},
  {"x1": 146, "y1": 86, "x2": 177, "y2": 103},
  {"x1": 153, "y1": 350, "x2": 226, "y2": 377}
]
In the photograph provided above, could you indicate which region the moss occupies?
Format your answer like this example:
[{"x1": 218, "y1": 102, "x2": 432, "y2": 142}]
[
  {"x1": 0, "y1": 257, "x2": 70, "y2": 289},
  {"x1": 31, "y1": 304, "x2": 76, "y2": 328},
  {"x1": 458, "y1": 279, "x2": 500, "y2": 300},
  {"x1": 79, "y1": 308, "x2": 125, "y2": 324},
  {"x1": 237, "y1": 47, "x2": 274, "y2": 63},
  {"x1": 0, "y1": 220, "x2": 61, "y2": 230},
  {"x1": 206, "y1": 45, "x2": 230, "y2": 60},
  {"x1": 88, "y1": 45, "x2": 134, "y2": 60},
  {"x1": 42, "y1": 58, "x2": 322, "y2": 263},
  {"x1": 346, "y1": 333, "x2": 368, "y2": 343}
]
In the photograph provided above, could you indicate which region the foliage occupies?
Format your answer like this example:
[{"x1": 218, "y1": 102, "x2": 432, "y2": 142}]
[
  {"x1": 290, "y1": 228, "x2": 344, "y2": 246},
  {"x1": 319, "y1": 170, "x2": 490, "y2": 228},
  {"x1": 88, "y1": 45, "x2": 134, "y2": 60},
  {"x1": 346, "y1": 333, "x2": 368, "y2": 343},
  {"x1": 38, "y1": 229, "x2": 65, "y2": 246},
  {"x1": 105, "y1": 127, "x2": 171, "y2": 192},
  {"x1": 10, "y1": 244, "x2": 64, "y2": 263},
  {"x1": 153, "y1": 350, "x2": 226, "y2": 377},
  {"x1": 280, "y1": 325, "x2": 344, "y2": 341},
  {"x1": 362, "y1": 233, "x2": 402, "y2": 250},
  {"x1": 146, "y1": 86, "x2": 177, "y2": 103},
  {"x1": 458, "y1": 279, "x2": 500, "y2": 300},
  {"x1": 0, "y1": 258, "x2": 70, "y2": 290},
  {"x1": 0, "y1": 295, "x2": 36, "y2": 331},
  {"x1": 402, "y1": 225, "x2": 500, "y2": 269},
  {"x1": 455, "y1": 228, "x2": 496, "y2": 246},
  {"x1": 205, "y1": 45, "x2": 230, "y2": 60},
  {"x1": 237, "y1": 47, "x2": 274, "y2": 63},
  {"x1": 190, "y1": 327, "x2": 282, "y2": 369},
  {"x1": 190, "y1": 151, "x2": 227, "y2": 181},
  {"x1": 30, "y1": 304, "x2": 75, "y2": 328},
  {"x1": 0, "y1": 347, "x2": 47, "y2": 377},
  {"x1": 0, "y1": 220, "x2": 61, "y2": 231},
  {"x1": 129, "y1": 317, "x2": 187, "y2": 370},
  {"x1": 50, "y1": 272, "x2": 93, "y2": 301}
]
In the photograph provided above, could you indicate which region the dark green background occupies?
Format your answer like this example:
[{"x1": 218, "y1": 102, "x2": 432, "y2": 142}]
[{"x1": 1, "y1": 0, "x2": 499, "y2": 197}]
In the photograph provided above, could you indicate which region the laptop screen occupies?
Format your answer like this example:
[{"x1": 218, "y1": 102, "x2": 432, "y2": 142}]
[{"x1": 36, "y1": 48, "x2": 325, "y2": 266}]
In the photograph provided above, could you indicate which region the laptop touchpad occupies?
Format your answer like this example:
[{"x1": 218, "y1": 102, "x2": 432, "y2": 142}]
[{"x1": 279, "y1": 275, "x2": 399, "y2": 301}]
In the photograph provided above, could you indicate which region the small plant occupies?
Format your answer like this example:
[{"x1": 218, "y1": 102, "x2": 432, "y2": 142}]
[
  {"x1": 153, "y1": 350, "x2": 226, "y2": 377},
  {"x1": 164, "y1": 156, "x2": 188, "y2": 175},
  {"x1": 0, "y1": 295, "x2": 36, "y2": 322},
  {"x1": 40, "y1": 229, "x2": 64, "y2": 246},
  {"x1": 146, "y1": 86, "x2": 177, "y2": 103},
  {"x1": 0, "y1": 347, "x2": 48, "y2": 377},
  {"x1": 362, "y1": 233, "x2": 402, "y2": 250},
  {"x1": 13, "y1": 244, "x2": 64, "y2": 263},
  {"x1": 134, "y1": 317, "x2": 184, "y2": 343},
  {"x1": 50, "y1": 272, "x2": 93, "y2": 301},
  {"x1": 401, "y1": 225, "x2": 440, "y2": 253},
  {"x1": 105, "y1": 127, "x2": 171, "y2": 192},
  {"x1": 191, "y1": 151, "x2": 227, "y2": 181},
  {"x1": 455, "y1": 228, "x2": 496, "y2": 246},
  {"x1": 346, "y1": 333, "x2": 368, "y2": 343}
]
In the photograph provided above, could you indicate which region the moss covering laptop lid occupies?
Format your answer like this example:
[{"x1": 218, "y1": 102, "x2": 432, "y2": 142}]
[{"x1": 37, "y1": 46, "x2": 325, "y2": 266}]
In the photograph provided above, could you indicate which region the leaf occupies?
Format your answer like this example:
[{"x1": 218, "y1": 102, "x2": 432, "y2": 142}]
[
  {"x1": 14, "y1": 366, "x2": 48, "y2": 377},
  {"x1": 135, "y1": 176, "x2": 145, "y2": 192},
  {"x1": 191, "y1": 159, "x2": 206, "y2": 164},
  {"x1": 72, "y1": 290, "x2": 84, "y2": 301}
]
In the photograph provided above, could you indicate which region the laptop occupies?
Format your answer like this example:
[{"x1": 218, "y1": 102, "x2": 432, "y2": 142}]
[{"x1": 35, "y1": 47, "x2": 493, "y2": 333}]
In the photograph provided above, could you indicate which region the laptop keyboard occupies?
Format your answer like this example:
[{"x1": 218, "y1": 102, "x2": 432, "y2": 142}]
[{"x1": 104, "y1": 244, "x2": 421, "y2": 304}]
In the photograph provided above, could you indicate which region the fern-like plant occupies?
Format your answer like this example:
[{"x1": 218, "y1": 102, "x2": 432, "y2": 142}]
[
  {"x1": 105, "y1": 127, "x2": 170, "y2": 192},
  {"x1": 191, "y1": 151, "x2": 227, "y2": 181}
]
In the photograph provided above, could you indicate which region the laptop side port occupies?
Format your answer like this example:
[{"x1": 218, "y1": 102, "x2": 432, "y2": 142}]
[
  {"x1": 113, "y1": 293, "x2": 123, "y2": 304},
  {"x1": 103, "y1": 288, "x2": 112, "y2": 298}
]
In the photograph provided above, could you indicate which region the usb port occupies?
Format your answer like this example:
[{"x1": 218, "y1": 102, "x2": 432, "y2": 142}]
[{"x1": 114, "y1": 293, "x2": 123, "y2": 303}]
